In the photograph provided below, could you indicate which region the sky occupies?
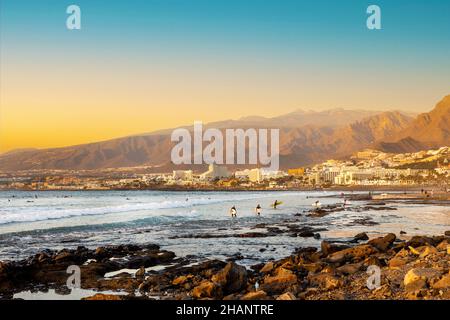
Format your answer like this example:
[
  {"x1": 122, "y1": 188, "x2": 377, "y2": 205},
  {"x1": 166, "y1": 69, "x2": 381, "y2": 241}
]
[{"x1": 1, "y1": 0, "x2": 450, "y2": 152}]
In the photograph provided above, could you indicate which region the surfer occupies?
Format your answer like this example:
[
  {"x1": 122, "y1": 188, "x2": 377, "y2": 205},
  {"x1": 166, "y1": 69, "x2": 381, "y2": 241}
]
[
  {"x1": 273, "y1": 200, "x2": 280, "y2": 209},
  {"x1": 230, "y1": 206, "x2": 237, "y2": 218},
  {"x1": 255, "y1": 204, "x2": 262, "y2": 216}
]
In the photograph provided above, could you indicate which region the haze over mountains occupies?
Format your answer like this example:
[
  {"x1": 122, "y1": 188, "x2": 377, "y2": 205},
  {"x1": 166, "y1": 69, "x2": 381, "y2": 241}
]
[{"x1": 0, "y1": 96, "x2": 449, "y2": 172}]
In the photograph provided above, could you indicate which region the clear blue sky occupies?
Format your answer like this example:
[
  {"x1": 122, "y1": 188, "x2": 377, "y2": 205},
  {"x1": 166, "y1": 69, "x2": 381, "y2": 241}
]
[{"x1": 1, "y1": 0, "x2": 450, "y2": 150}]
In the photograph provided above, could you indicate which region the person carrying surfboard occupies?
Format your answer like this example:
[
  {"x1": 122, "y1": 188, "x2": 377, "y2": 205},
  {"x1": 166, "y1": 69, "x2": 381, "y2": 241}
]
[
  {"x1": 255, "y1": 204, "x2": 262, "y2": 216},
  {"x1": 273, "y1": 200, "x2": 281, "y2": 209}
]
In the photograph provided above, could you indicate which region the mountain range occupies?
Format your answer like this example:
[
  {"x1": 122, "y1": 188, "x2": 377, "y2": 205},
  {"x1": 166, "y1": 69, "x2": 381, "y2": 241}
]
[{"x1": 0, "y1": 95, "x2": 449, "y2": 172}]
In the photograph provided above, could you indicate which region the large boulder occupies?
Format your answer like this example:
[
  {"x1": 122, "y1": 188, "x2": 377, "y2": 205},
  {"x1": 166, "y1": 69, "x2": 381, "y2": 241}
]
[{"x1": 211, "y1": 262, "x2": 247, "y2": 294}]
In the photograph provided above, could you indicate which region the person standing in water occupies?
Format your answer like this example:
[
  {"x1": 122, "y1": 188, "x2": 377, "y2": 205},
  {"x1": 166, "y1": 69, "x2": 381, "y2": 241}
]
[
  {"x1": 230, "y1": 206, "x2": 237, "y2": 218},
  {"x1": 273, "y1": 200, "x2": 280, "y2": 209},
  {"x1": 255, "y1": 204, "x2": 262, "y2": 216}
]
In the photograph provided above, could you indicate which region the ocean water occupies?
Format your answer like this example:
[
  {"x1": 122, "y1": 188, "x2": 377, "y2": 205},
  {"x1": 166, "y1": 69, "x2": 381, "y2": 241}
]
[{"x1": 0, "y1": 190, "x2": 448, "y2": 265}]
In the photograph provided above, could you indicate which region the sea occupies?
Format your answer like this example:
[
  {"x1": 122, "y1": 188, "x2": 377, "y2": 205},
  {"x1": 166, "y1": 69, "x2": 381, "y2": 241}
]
[{"x1": 0, "y1": 190, "x2": 448, "y2": 266}]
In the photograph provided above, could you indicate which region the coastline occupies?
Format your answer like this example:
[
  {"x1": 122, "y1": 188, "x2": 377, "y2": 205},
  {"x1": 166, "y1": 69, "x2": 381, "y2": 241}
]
[{"x1": 1, "y1": 231, "x2": 448, "y2": 301}]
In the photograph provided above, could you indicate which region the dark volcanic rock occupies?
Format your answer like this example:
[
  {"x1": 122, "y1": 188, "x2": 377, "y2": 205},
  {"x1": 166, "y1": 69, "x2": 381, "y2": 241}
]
[
  {"x1": 353, "y1": 232, "x2": 369, "y2": 242},
  {"x1": 211, "y1": 262, "x2": 247, "y2": 294}
]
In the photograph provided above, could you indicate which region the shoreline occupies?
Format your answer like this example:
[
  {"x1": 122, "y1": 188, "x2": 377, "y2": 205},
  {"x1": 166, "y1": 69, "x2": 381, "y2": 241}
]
[{"x1": 1, "y1": 231, "x2": 448, "y2": 301}]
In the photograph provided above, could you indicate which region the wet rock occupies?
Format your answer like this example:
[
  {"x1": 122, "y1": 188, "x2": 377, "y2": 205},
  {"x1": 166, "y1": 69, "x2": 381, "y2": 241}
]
[
  {"x1": 211, "y1": 262, "x2": 247, "y2": 294},
  {"x1": 368, "y1": 233, "x2": 396, "y2": 252},
  {"x1": 445, "y1": 231, "x2": 450, "y2": 236},
  {"x1": 353, "y1": 232, "x2": 369, "y2": 241},
  {"x1": 298, "y1": 231, "x2": 315, "y2": 238}
]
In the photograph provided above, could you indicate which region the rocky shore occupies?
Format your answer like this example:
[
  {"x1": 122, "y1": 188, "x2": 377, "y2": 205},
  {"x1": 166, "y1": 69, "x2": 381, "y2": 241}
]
[{"x1": 1, "y1": 229, "x2": 448, "y2": 300}]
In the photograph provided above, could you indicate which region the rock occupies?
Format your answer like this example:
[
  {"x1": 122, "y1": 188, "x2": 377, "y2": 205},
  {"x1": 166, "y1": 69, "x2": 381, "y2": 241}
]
[
  {"x1": 354, "y1": 232, "x2": 369, "y2": 241},
  {"x1": 388, "y1": 249, "x2": 413, "y2": 268},
  {"x1": 431, "y1": 274, "x2": 450, "y2": 289},
  {"x1": 404, "y1": 268, "x2": 442, "y2": 287},
  {"x1": 313, "y1": 233, "x2": 321, "y2": 239},
  {"x1": 307, "y1": 273, "x2": 343, "y2": 291},
  {"x1": 368, "y1": 233, "x2": 396, "y2": 252},
  {"x1": 301, "y1": 263, "x2": 324, "y2": 273},
  {"x1": 436, "y1": 240, "x2": 449, "y2": 251},
  {"x1": 241, "y1": 290, "x2": 268, "y2": 300},
  {"x1": 336, "y1": 262, "x2": 363, "y2": 275},
  {"x1": 192, "y1": 281, "x2": 223, "y2": 299},
  {"x1": 364, "y1": 256, "x2": 385, "y2": 268},
  {"x1": 82, "y1": 294, "x2": 125, "y2": 300},
  {"x1": 260, "y1": 261, "x2": 275, "y2": 273},
  {"x1": 445, "y1": 231, "x2": 450, "y2": 236},
  {"x1": 417, "y1": 246, "x2": 438, "y2": 258},
  {"x1": 407, "y1": 236, "x2": 445, "y2": 248},
  {"x1": 405, "y1": 279, "x2": 427, "y2": 292},
  {"x1": 327, "y1": 245, "x2": 378, "y2": 264},
  {"x1": 211, "y1": 262, "x2": 247, "y2": 294},
  {"x1": 54, "y1": 251, "x2": 75, "y2": 263},
  {"x1": 320, "y1": 241, "x2": 350, "y2": 257},
  {"x1": 298, "y1": 231, "x2": 315, "y2": 237},
  {"x1": 400, "y1": 231, "x2": 407, "y2": 235},
  {"x1": 389, "y1": 257, "x2": 410, "y2": 268},
  {"x1": 135, "y1": 266, "x2": 145, "y2": 278},
  {"x1": 260, "y1": 268, "x2": 298, "y2": 295},
  {"x1": 172, "y1": 275, "x2": 191, "y2": 286},
  {"x1": 276, "y1": 292, "x2": 296, "y2": 300}
]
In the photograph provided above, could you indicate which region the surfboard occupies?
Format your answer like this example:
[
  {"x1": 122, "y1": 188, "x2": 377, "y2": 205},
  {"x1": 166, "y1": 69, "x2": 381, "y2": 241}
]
[{"x1": 270, "y1": 201, "x2": 283, "y2": 208}]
